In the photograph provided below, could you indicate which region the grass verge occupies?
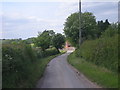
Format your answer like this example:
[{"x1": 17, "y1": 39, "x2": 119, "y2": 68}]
[
  {"x1": 18, "y1": 53, "x2": 62, "y2": 88},
  {"x1": 68, "y1": 52, "x2": 118, "y2": 88}
]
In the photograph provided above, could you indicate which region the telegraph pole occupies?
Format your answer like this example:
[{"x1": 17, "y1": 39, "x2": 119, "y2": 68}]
[
  {"x1": 79, "y1": 0, "x2": 82, "y2": 47},
  {"x1": 118, "y1": 1, "x2": 120, "y2": 24}
]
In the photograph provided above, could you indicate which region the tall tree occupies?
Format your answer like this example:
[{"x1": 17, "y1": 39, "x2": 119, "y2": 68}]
[
  {"x1": 35, "y1": 30, "x2": 55, "y2": 51},
  {"x1": 52, "y1": 33, "x2": 65, "y2": 52},
  {"x1": 104, "y1": 19, "x2": 110, "y2": 29},
  {"x1": 97, "y1": 19, "x2": 110, "y2": 38},
  {"x1": 64, "y1": 12, "x2": 97, "y2": 47}
]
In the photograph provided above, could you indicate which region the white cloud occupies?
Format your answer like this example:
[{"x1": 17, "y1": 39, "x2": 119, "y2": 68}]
[
  {"x1": 54, "y1": 2, "x2": 79, "y2": 32},
  {"x1": 2, "y1": 12, "x2": 65, "y2": 39},
  {"x1": 1, "y1": 1, "x2": 118, "y2": 39},
  {"x1": 82, "y1": 2, "x2": 110, "y2": 9},
  {"x1": 100, "y1": 10, "x2": 117, "y2": 16},
  {"x1": 81, "y1": 2, "x2": 118, "y2": 23},
  {"x1": 56, "y1": 2, "x2": 78, "y2": 17}
]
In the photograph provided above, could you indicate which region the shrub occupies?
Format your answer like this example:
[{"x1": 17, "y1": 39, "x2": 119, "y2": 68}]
[
  {"x1": 2, "y1": 43, "x2": 37, "y2": 88},
  {"x1": 101, "y1": 26, "x2": 118, "y2": 38},
  {"x1": 2, "y1": 43, "x2": 59, "y2": 88},
  {"x1": 34, "y1": 47, "x2": 59, "y2": 58}
]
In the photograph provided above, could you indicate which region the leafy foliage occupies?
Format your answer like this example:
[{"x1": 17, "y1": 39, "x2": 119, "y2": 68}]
[
  {"x1": 52, "y1": 33, "x2": 65, "y2": 52},
  {"x1": 23, "y1": 37, "x2": 35, "y2": 44},
  {"x1": 2, "y1": 38, "x2": 22, "y2": 44},
  {"x1": 35, "y1": 47, "x2": 59, "y2": 58},
  {"x1": 2, "y1": 44, "x2": 37, "y2": 88},
  {"x1": 34, "y1": 30, "x2": 55, "y2": 51},
  {"x1": 97, "y1": 19, "x2": 111, "y2": 38},
  {"x1": 2, "y1": 43, "x2": 59, "y2": 88},
  {"x1": 64, "y1": 12, "x2": 112, "y2": 47},
  {"x1": 64, "y1": 12, "x2": 97, "y2": 47},
  {"x1": 34, "y1": 30, "x2": 65, "y2": 52},
  {"x1": 101, "y1": 23, "x2": 118, "y2": 38},
  {"x1": 78, "y1": 33, "x2": 118, "y2": 72}
]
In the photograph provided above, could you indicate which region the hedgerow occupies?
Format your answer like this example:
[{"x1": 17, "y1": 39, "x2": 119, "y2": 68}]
[
  {"x1": 78, "y1": 34, "x2": 118, "y2": 72},
  {"x1": 2, "y1": 43, "x2": 59, "y2": 88}
]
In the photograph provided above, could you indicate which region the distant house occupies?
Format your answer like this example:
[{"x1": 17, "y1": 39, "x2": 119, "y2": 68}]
[{"x1": 65, "y1": 41, "x2": 75, "y2": 51}]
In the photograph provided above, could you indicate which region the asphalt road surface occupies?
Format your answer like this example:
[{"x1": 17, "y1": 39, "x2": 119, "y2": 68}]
[{"x1": 36, "y1": 51, "x2": 100, "y2": 88}]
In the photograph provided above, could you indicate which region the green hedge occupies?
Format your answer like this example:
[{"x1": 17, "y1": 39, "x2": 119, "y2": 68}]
[
  {"x1": 34, "y1": 47, "x2": 59, "y2": 58},
  {"x1": 2, "y1": 44, "x2": 37, "y2": 88},
  {"x1": 78, "y1": 34, "x2": 118, "y2": 72},
  {"x1": 2, "y1": 44, "x2": 59, "y2": 88}
]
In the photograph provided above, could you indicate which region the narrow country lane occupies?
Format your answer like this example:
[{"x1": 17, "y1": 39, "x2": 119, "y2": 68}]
[{"x1": 36, "y1": 51, "x2": 100, "y2": 88}]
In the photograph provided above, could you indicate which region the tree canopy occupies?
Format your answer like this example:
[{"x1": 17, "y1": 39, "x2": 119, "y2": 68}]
[
  {"x1": 64, "y1": 12, "x2": 97, "y2": 47},
  {"x1": 34, "y1": 30, "x2": 55, "y2": 51},
  {"x1": 64, "y1": 12, "x2": 111, "y2": 47},
  {"x1": 34, "y1": 30, "x2": 65, "y2": 52},
  {"x1": 97, "y1": 19, "x2": 110, "y2": 38},
  {"x1": 52, "y1": 33, "x2": 65, "y2": 52}
]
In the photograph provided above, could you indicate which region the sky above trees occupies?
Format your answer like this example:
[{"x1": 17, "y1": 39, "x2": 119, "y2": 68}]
[{"x1": 0, "y1": 0, "x2": 118, "y2": 39}]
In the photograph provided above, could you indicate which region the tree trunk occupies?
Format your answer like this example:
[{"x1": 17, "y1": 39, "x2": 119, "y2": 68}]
[{"x1": 56, "y1": 48, "x2": 60, "y2": 53}]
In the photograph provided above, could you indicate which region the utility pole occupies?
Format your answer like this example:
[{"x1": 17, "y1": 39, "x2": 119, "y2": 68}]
[
  {"x1": 79, "y1": 0, "x2": 82, "y2": 48},
  {"x1": 118, "y1": 1, "x2": 120, "y2": 24}
]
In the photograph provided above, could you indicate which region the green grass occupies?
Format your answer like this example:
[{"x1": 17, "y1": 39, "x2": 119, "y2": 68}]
[
  {"x1": 15, "y1": 54, "x2": 61, "y2": 88},
  {"x1": 30, "y1": 43, "x2": 35, "y2": 47},
  {"x1": 59, "y1": 49, "x2": 67, "y2": 54},
  {"x1": 68, "y1": 52, "x2": 118, "y2": 88}
]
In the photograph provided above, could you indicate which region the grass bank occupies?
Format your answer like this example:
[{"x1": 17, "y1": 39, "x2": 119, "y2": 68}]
[{"x1": 68, "y1": 52, "x2": 118, "y2": 88}]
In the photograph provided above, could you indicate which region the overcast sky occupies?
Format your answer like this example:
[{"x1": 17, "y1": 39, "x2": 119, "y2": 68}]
[{"x1": 0, "y1": 1, "x2": 118, "y2": 39}]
